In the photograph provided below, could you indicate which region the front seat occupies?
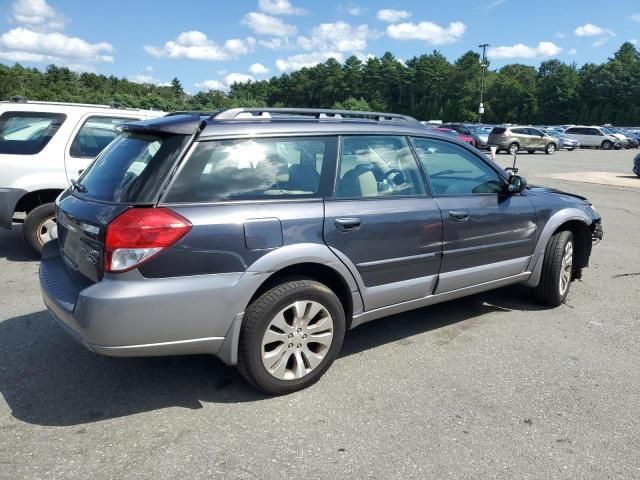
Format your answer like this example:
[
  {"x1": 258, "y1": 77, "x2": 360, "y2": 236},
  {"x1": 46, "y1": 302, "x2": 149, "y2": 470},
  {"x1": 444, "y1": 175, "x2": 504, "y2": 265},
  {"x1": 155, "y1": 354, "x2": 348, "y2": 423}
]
[
  {"x1": 339, "y1": 163, "x2": 378, "y2": 197},
  {"x1": 288, "y1": 148, "x2": 320, "y2": 192}
]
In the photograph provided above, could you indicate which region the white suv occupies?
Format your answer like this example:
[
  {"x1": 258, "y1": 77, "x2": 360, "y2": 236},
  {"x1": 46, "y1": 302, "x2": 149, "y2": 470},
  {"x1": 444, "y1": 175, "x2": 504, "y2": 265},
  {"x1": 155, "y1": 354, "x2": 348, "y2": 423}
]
[
  {"x1": 563, "y1": 126, "x2": 622, "y2": 150},
  {"x1": 0, "y1": 99, "x2": 164, "y2": 253}
]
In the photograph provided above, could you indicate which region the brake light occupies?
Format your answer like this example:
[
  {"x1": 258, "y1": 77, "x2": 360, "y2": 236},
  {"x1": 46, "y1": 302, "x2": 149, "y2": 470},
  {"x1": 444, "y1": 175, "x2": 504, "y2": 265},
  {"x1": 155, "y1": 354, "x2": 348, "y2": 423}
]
[{"x1": 104, "y1": 208, "x2": 192, "y2": 273}]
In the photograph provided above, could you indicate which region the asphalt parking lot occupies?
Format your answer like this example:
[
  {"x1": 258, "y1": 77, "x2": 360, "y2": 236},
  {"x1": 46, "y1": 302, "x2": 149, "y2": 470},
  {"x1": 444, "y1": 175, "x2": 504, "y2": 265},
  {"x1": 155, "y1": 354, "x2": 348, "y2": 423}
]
[{"x1": 1, "y1": 149, "x2": 639, "y2": 480}]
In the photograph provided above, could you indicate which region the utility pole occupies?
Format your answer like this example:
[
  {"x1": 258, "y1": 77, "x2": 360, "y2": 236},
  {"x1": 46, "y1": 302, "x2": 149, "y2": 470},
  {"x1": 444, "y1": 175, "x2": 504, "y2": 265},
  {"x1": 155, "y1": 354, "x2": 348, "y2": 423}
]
[{"x1": 478, "y1": 43, "x2": 489, "y2": 124}]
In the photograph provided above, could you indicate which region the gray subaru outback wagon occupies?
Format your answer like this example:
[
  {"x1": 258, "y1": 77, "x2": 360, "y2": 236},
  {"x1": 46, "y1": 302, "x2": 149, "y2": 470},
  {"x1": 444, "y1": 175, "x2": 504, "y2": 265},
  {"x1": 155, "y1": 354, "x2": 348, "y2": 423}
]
[{"x1": 39, "y1": 108, "x2": 603, "y2": 394}]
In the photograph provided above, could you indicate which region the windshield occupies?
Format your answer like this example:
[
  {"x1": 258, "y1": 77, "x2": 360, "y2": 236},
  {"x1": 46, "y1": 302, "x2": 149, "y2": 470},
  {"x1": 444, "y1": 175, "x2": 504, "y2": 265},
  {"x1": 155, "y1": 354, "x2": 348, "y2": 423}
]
[{"x1": 76, "y1": 132, "x2": 188, "y2": 203}]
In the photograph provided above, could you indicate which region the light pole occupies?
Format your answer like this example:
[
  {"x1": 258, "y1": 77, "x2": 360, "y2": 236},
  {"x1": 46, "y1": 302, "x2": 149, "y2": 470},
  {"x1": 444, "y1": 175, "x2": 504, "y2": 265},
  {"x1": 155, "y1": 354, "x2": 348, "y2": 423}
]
[{"x1": 478, "y1": 43, "x2": 489, "y2": 124}]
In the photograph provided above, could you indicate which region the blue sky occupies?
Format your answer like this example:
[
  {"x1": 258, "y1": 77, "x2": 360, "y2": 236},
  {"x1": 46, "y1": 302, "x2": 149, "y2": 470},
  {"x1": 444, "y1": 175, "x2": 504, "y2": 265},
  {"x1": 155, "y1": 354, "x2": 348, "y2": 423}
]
[{"x1": 1, "y1": 0, "x2": 639, "y2": 92}]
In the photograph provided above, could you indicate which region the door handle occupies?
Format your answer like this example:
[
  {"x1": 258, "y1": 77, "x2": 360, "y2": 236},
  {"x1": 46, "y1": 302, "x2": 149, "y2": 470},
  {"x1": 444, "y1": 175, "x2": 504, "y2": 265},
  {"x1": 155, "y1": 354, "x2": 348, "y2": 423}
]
[
  {"x1": 335, "y1": 218, "x2": 361, "y2": 232},
  {"x1": 449, "y1": 210, "x2": 469, "y2": 222}
]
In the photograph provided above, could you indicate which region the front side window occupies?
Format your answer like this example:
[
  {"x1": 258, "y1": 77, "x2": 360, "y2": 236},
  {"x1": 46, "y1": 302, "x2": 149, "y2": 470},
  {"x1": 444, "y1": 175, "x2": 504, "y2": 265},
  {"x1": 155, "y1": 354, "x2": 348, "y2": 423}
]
[
  {"x1": 165, "y1": 137, "x2": 336, "y2": 203},
  {"x1": 0, "y1": 111, "x2": 66, "y2": 155},
  {"x1": 70, "y1": 116, "x2": 135, "y2": 158},
  {"x1": 335, "y1": 136, "x2": 425, "y2": 198},
  {"x1": 412, "y1": 137, "x2": 504, "y2": 195}
]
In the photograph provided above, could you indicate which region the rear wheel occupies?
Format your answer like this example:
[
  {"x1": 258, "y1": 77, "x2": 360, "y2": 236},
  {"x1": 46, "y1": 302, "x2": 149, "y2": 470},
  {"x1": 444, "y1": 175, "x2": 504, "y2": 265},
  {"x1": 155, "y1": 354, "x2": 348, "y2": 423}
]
[
  {"x1": 23, "y1": 203, "x2": 57, "y2": 255},
  {"x1": 508, "y1": 143, "x2": 520, "y2": 155},
  {"x1": 601, "y1": 140, "x2": 613, "y2": 150},
  {"x1": 237, "y1": 279, "x2": 346, "y2": 394},
  {"x1": 533, "y1": 230, "x2": 574, "y2": 307},
  {"x1": 545, "y1": 143, "x2": 557, "y2": 155}
]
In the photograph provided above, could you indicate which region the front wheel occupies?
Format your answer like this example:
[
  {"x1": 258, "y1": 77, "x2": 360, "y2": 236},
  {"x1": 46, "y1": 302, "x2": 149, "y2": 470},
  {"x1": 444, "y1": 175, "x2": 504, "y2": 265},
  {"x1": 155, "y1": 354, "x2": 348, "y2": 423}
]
[
  {"x1": 23, "y1": 203, "x2": 57, "y2": 256},
  {"x1": 545, "y1": 143, "x2": 557, "y2": 155},
  {"x1": 533, "y1": 230, "x2": 574, "y2": 307},
  {"x1": 237, "y1": 279, "x2": 346, "y2": 394}
]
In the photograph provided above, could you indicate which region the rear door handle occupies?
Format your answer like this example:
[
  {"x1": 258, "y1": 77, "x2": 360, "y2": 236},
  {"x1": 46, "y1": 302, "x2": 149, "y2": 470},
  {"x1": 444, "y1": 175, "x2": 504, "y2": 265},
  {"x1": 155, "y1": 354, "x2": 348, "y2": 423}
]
[
  {"x1": 449, "y1": 210, "x2": 469, "y2": 222},
  {"x1": 335, "y1": 218, "x2": 361, "y2": 232}
]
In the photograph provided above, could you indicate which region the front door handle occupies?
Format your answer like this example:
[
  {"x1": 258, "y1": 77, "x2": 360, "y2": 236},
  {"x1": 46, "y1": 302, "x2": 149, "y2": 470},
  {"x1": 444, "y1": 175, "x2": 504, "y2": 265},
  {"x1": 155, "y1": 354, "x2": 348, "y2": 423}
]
[
  {"x1": 335, "y1": 217, "x2": 361, "y2": 232},
  {"x1": 449, "y1": 210, "x2": 469, "y2": 222}
]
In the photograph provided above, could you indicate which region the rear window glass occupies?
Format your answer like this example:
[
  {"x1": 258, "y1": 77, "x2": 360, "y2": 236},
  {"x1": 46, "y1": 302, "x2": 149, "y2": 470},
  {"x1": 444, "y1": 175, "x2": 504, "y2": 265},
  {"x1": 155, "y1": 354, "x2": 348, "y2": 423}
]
[
  {"x1": 164, "y1": 137, "x2": 336, "y2": 203},
  {"x1": 70, "y1": 116, "x2": 134, "y2": 158},
  {"x1": 76, "y1": 132, "x2": 188, "y2": 203},
  {"x1": 491, "y1": 127, "x2": 507, "y2": 134},
  {"x1": 0, "y1": 111, "x2": 66, "y2": 154}
]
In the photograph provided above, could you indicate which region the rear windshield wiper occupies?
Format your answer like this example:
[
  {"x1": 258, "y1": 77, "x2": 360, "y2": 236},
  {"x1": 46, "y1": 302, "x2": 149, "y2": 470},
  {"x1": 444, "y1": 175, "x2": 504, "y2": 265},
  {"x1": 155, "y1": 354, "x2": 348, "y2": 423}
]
[{"x1": 70, "y1": 179, "x2": 88, "y2": 193}]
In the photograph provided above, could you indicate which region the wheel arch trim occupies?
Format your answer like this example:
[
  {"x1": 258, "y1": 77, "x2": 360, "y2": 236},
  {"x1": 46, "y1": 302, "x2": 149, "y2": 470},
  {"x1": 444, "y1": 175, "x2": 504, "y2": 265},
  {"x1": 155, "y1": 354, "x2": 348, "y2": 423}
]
[{"x1": 523, "y1": 208, "x2": 591, "y2": 287}]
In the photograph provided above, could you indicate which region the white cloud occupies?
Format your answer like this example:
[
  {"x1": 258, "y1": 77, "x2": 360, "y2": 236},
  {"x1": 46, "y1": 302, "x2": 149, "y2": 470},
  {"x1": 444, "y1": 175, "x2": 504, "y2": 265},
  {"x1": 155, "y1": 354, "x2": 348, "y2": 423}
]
[
  {"x1": 224, "y1": 72, "x2": 255, "y2": 85},
  {"x1": 486, "y1": 0, "x2": 506, "y2": 8},
  {"x1": 276, "y1": 51, "x2": 344, "y2": 72},
  {"x1": 488, "y1": 41, "x2": 562, "y2": 59},
  {"x1": 387, "y1": 21, "x2": 465, "y2": 45},
  {"x1": 630, "y1": 13, "x2": 640, "y2": 23},
  {"x1": 298, "y1": 21, "x2": 375, "y2": 53},
  {"x1": 630, "y1": 39, "x2": 638, "y2": 46},
  {"x1": 258, "y1": 0, "x2": 305, "y2": 15},
  {"x1": 555, "y1": 32, "x2": 565, "y2": 39},
  {"x1": 128, "y1": 74, "x2": 171, "y2": 86},
  {"x1": 0, "y1": 27, "x2": 113, "y2": 64},
  {"x1": 339, "y1": 3, "x2": 365, "y2": 16},
  {"x1": 376, "y1": 9, "x2": 411, "y2": 23},
  {"x1": 249, "y1": 62, "x2": 270, "y2": 75},
  {"x1": 195, "y1": 79, "x2": 226, "y2": 91},
  {"x1": 568, "y1": 48, "x2": 577, "y2": 55},
  {"x1": 574, "y1": 23, "x2": 615, "y2": 37},
  {"x1": 258, "y1": 37, "x2": 293, "y2": 49},
  {"x1": 242, "y1": 12, "x2": 297, "y2": 37},
  {"x1": 11, "y1": 0, "x2": 66, "y2": 31},
  {"x1": 592, "y1": 37, "x2": 608, "y2": 47},
  {"x1": 144, "y1": 31, "x2": 255, "y2": 61}
]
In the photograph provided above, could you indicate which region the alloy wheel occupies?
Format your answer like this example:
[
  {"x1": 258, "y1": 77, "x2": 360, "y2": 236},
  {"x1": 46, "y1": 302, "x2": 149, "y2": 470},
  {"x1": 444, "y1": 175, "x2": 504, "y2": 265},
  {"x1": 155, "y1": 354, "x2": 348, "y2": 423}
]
[
  {"x1": 261, "y1": 300, "x2": 334, "y2": 380},
  {"x1": 559, "y1": 240, "x2": 573, "y2": 296}
]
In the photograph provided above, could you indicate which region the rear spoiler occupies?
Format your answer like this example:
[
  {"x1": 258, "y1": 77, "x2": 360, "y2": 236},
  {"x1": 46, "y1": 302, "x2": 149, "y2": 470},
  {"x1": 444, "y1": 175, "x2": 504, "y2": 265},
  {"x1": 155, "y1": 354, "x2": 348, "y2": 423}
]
[{"x1": 119, "y1": 114, "x2": 205, "y2": 135}]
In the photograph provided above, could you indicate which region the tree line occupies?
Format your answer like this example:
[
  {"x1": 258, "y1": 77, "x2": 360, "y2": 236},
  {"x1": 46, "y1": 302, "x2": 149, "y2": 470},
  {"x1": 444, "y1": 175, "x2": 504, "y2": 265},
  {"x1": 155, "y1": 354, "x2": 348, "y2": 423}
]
[{"x1": 1, "y1": 42, "x2": 639, "y2": 125}]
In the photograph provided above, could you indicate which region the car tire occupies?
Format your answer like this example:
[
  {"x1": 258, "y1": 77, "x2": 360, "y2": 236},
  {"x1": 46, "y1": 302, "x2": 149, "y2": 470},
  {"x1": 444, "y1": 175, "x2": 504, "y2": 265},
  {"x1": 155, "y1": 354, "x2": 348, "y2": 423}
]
[
  {"x1": 545, "y1": 143, "x2": 557, "y2": 155},
  {"x1": 533, "y1": 230, "x2": 574, "y2": 307},
  {"x1": 508, "y1": 143, "x2": 519, "y2": 155},
  {"x1": 601, "y1": 140, "x2": 613, "y2": 150},
  {"x1": 237, "y1": 279, "x2": 346, "y2": 395},
  {"x1": 23, "y1": 202, "x2": 57, "y2": 256}
]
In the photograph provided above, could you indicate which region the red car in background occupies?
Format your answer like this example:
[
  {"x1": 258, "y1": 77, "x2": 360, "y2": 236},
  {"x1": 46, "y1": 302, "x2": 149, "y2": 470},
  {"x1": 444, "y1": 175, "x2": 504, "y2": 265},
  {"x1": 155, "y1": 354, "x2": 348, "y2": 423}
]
[{"x1": 432, "y1": 127, "x2": 477, "y2": 148}]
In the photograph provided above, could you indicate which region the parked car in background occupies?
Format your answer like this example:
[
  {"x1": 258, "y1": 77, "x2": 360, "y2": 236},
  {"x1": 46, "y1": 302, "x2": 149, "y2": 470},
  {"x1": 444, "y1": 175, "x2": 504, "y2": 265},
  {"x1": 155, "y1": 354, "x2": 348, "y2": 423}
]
[
  {"x1": 0, "y1": 98, "x2": 164, "y2": 254},
  {"x1": 39, "y1": 107, "x2": 602, "y2": 394},
  {"x1": 607, "y1": 128, "x2": 639, "y2": 149},
  {"x1": 432, "y1": 127, "x2": 476, "y2": 147},
  {"x1": 442, "y1": 123, "x2": 485, "y2": 149},
  {"x1": 488, "y1": 126, "x2": 558, "y2": 155},
  {"x1": 466, "y1": 125, "x2": 493, "y2": 149},
  {"x1": 563, "y1": 126, "x2": 622, "y2": 150},
  {"x1": 540, "y1": 129, "x2": 579, "y2": 151},
  {"x1": 634, "y1": 152, "x2": 640, "y2": 176}
]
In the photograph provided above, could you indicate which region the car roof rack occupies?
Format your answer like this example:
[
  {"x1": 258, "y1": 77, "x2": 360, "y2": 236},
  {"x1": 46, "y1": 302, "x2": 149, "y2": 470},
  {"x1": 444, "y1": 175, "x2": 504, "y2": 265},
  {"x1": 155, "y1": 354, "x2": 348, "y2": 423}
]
[{"x1": 212, "y1": 107, "x2": 421, "y2": 125}]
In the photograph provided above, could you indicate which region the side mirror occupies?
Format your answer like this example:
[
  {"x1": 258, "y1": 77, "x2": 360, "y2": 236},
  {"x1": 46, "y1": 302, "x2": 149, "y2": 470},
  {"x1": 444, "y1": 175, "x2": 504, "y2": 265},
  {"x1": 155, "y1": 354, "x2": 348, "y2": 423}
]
[{"x1": 507, "y1": 174, "x2": 527, "y2": 194}]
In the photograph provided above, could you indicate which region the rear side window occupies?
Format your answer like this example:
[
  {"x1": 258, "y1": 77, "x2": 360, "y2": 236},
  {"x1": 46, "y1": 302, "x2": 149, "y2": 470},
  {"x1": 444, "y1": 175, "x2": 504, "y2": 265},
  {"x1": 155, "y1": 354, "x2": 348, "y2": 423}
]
[
  {"x1": 511, "y1": 128, "x2": 527, "y2": 135},
  {"x1": 70, "y1": 116, "x2": 135, "y2": 158},
  {"x1": 77, "y1": 132, "x2": 188, "y2": 203},
  {"x1": 491, "y1": 127, "x2": 507, "y2": 135},
  {"x1": 0, "y1": 111, "x2": 66, "y2": 155},
  {"x1": 164, "y1": 137, "x2": 337, "y2": 203}
]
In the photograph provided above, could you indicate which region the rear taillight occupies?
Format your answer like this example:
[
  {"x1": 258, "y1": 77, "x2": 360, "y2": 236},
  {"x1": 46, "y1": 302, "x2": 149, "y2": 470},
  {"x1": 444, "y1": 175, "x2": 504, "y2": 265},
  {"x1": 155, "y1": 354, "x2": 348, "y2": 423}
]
[{"x1": 104, "y1": 208, "x2": 192, "y2": 273}]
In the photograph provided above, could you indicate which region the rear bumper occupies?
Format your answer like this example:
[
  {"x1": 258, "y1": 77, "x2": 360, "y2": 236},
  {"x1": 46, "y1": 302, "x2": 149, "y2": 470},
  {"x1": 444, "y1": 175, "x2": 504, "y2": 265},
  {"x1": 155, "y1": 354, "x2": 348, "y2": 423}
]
[
  {"x1": 0, "y1": 187, "x2": 26, "y2": 230},
  {"x1": 39, "y1": 241, "x2": 241, "y2": 358}
]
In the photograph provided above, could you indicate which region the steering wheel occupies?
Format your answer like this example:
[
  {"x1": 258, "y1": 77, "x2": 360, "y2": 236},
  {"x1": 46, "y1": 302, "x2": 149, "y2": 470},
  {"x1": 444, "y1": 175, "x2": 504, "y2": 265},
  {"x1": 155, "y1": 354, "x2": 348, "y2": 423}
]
[{"x1": 381, "y1": 168, "x2": 404, "y2": 185}]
